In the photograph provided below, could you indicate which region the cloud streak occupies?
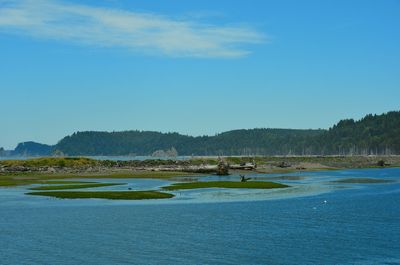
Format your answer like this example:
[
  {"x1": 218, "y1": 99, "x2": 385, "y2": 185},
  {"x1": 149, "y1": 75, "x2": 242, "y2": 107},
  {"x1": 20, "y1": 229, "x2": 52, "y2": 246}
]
[{"x1": 0, "y1": 0, "x2": 266, "y2": 57}]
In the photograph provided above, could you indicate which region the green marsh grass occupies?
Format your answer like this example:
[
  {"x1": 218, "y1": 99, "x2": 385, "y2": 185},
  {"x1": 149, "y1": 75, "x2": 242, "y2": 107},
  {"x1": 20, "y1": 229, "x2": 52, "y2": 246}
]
[
  {"x1": 163, "y1": 181, "x2": 289, "y2": 191},
  {"x1": 26, "y1": 191, "x2": 174, "y2": 200}
]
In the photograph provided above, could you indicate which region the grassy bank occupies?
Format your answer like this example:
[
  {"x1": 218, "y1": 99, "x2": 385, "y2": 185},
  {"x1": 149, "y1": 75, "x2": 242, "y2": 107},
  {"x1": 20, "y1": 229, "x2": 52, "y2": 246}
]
[
  {"x1": 26, "y1": 190, "x2": 174, "y2": 200},
  {"x1": 163, "y1": 181, "x2": 289, "y2": 190},
  {"x1": 29, "y1": 183, "x2": 124, "y2": 191}
]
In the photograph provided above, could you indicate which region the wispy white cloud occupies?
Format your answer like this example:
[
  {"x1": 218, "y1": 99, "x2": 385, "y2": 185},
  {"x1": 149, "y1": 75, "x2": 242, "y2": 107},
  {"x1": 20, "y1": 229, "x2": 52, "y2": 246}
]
[{"x1": 0, "y1": 0, "x2": 266, "y2": 57}]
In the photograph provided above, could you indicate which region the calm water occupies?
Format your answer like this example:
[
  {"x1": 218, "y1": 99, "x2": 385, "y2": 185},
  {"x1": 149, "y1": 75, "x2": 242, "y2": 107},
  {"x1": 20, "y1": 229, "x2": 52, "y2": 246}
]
[{"x1": 1, "y1": 168, "x2": 399, "y2": 264}]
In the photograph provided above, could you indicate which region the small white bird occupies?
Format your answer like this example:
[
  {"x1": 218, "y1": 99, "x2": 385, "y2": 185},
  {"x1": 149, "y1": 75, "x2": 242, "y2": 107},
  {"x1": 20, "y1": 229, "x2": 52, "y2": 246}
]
[{"x1": 323, "y1": 200, "x2": 327, "y2": 204}]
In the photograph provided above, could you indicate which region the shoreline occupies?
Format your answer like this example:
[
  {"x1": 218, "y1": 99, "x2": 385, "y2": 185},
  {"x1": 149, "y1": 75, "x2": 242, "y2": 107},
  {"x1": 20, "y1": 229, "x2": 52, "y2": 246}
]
[
  {"x1": 1, "y1": 157, "x2": 398, "y2": 201},
  {"x1": 1, "y1": 156, "x2": 400, "y2": 187}
]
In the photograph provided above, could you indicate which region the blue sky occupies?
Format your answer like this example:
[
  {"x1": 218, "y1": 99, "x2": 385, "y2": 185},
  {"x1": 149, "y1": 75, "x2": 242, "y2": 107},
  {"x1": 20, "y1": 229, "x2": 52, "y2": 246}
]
[{"x1": 1, "y1": 0, "x2": 399, "y2": 149}]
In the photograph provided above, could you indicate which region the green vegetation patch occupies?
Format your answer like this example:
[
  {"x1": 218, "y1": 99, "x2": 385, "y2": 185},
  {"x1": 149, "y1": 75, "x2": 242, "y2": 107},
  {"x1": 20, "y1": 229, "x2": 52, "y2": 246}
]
[
  {"x1": 163, "y1": 181, "x2": 289, "y2": 190},
  {"x1": 29, "y1": 183, "x2": 124, "y2": 191},
  {"x1": 331, "y1": 178, "x2": 394, "y2": 184},
  {"x1": 26, "y1": 191, "x2": 174, "y2": 200},
  {"x1": 0, "y1": 179, "x2": 34, "y2": 187},
  {"x1": 0, "y1": 175, "x2": 84, "y2": 187}
]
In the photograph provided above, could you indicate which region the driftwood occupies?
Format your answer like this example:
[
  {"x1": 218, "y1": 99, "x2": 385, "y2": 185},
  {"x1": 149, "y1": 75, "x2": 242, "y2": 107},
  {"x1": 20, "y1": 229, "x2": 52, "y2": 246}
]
[
  {"x1": 216, "y1": 160, "x2": 230, "y2": 175},
  {"x1": 230, "y1": 163, "x2": 256, "y2": 170},
  {"x1": 240, "y1": 175, "x2": 252, "y2": 182}
]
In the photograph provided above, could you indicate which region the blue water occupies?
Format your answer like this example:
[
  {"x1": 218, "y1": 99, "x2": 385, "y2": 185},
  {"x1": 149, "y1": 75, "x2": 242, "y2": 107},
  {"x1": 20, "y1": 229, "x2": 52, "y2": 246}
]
[{"x1": 1, "y1": 168, "x2": 399, "y2": 264}]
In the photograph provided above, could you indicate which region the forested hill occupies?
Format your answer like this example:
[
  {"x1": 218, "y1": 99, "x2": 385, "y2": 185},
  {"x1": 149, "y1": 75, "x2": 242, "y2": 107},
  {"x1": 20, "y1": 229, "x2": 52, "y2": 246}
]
[
  {"x1": 6, "y1": 111, "x2": 400, "y2": 156},
  {"x1": 54, "y1": 128, "x2": 324, "y2": 156},
  {"x1": 49, "y1": 111, "x2": 400, "y2": 156}
]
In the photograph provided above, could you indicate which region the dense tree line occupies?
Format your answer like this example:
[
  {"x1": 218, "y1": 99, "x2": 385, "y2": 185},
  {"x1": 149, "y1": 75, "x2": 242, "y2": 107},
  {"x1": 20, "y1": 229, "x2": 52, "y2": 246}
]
[
  {"x1": 315, "y1": 111, "x2": 400, "y2": 155},
  {"x1": 9, "y1": 111, "x2": 400, "y2": 156}
]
